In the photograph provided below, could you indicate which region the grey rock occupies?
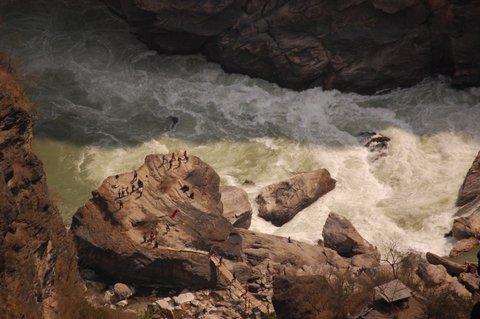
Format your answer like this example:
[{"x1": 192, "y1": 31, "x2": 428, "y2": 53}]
[{"x1": 220, "y1": 186, "x2": 252, "y2": 229}]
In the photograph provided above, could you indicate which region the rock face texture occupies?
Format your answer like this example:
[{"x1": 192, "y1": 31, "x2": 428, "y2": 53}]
[
  {"x1": 72, "y1": 155, "x2": 231, "y2": 288},
  {"x1": 256, "y1": 169, "x2": 335, "y2": 226},
  {"x1": 220, "y1": 186, "x2": 252, "y2": 229},
  {"x1": 0, "y1": 66, "x2": 83, "y2": 318},
  {"x1": 322, "y1": 212, "x2": 379, "y2": 260},
  {"x1": 457, "y1": 151, "x2": 480, "y2": 207},
  {"x1": 103, "y1": 0, "x2": 480, "y2": 94}
]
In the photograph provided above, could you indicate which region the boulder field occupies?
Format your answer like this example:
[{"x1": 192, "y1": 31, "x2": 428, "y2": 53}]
[
  {"x1": 102, "y1": 0, "x2": 480, "y2": 94},
  {"x1": 71, "y1": 152, "x2": 478, "y2": 318}
]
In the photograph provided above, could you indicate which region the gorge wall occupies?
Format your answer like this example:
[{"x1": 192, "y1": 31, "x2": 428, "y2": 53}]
[
  {"x1": 103, "y1": 0, "x2": 480, "y2": 94},
  {"x1": 0, "y1": 62, "x2": 83, "y2": 318}
]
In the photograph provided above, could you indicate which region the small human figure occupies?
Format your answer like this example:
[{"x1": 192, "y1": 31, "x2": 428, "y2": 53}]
[
  {"x1": 120, "y1": 187, "x2": 126, "y2": 197},
  {"x1": 170, "y1": 152, "x2": 176, "y2": 161},
  {"x1": 160, "y1": 154, "x2": 167, "y2": 167},
  {"x1": 131, "y1": 184, "x2": 135, "y2": 193},
  {"x1": 117, "y1": 190, "x2": 121, "y2": 199},
  {"x1": 288, "y1": 236, "x2": 292, "y2": 243},
  {"x1": 170, "y1": 209, "x2": 178, "y2": 218},
  {"x1": 111, "y1": 174, "x2": 120, "y2": 188},
  {"x1": 149, "y1": 231, "x2": 155, "y2": 243},
  {"x1": 176, "y1": 156, "x2": 182, "y2": 168},
  {"x1": 142, "y1": 232, "x2": 147, "y2": 243},
  {"x1": 118, "y1": 199, "x2": 123, "y2": 209},
  {"x1": 219, "y1": 256, "x2": 223, "y2": 266},
  {"x1": 189, "y1": 192, "x2": 195, "y2": 200},
  {"x1": 131, "y1": 170, "x2": 138, "y2": 184},
  {"x1": 168, "y1": 158, "x2": 174, "y2": 170},
  {"x1": 180, "y1": 185, "x2": 190, "y2": 193},
  {"x1": 183, "y1": 150, "x2": 189, "y2": 162},
  {"x1": 137, "y1": 180, "x2": 144, "y2": 196}
]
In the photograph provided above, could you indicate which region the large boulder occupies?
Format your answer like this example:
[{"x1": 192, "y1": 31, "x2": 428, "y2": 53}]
[
  {"x1": 103, "y1": 0, "x2": 480, "y2": 94},
  {"x1": 457, "y1": 151, "x2": 480, "y2": 207},
  {"x1": 425, "y1": 252, "x2": 464, "y2": 277},
  {"x1": 220, "y1": 186, "x2": 252, "y2": 229},
  {"x1": 0, "y1": 65, "x2": 83, "y2": 317},
  {"x1": 449, "y1": 237, "x2": 479, "y2": 257},
  {"x1": 322, "y1": 212, "x2": 379, "y2": 263},
  {"x1": 256, "y1": 169, "x2": 336, "y2": 226},
  {"x1": 72, "y1": 154, "x2": 234, "y2": 288},
  {"x1": 452, "y1": 210, "x2": 480, "y2": 239}
]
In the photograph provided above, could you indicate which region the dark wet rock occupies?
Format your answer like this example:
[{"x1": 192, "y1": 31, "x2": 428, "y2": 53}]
[
  {"x1": 220, "y1": 186, "x2": 252, "y2": 229},
  {"x1": 256, "y1": 169, "x2": 336, "y2": 226},
  {"x1": 102, "y1": 0, "x2": 480, "y2": 94}
]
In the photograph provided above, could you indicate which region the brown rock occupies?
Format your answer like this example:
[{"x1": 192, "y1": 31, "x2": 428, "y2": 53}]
[
  {"x1": 449, "y1": 237, "x2": 479, "y2": 257},
  {"x1": 256, "y1": 169, "x2": 336, "y2": 226},
  {"x1": 457, "y1": 151, "x2": 480, "y2": 207},
  {"x1": 72, "y1": 154, "x2": 234, "y2": 288},
  {"x1": 452, "y1": 211, "x2": 480, "y2": 239},
  {"x1": 322, "y1": 212, "x2": 379, "y2": 260},
  {"x1": 0, "y1": 66, "x2": 83, "y2": 317},
  {"x1": 220, "y1": 186, "x2": 252, "y2": 229},
  {"x1": 459, "y1": 272, "x2": 480, "y2": 293},
  {"x1": 425, "y1": 252, "x2": 464, "y2": 276}
]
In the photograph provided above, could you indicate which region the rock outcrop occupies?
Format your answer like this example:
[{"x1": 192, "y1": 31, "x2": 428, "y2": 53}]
[
  {"x1": 452, "y1": 210, "x2": 480, "y2": 239},
  {"x1": 457, "y1": 151, "x2": 480, "y2": 207},
  {"x1": 102, "y1": 0, "x2": 480, "y2": 94},
  {"x1": 0, "y1": 65, "x2": 83, "y2": 317},
  {"x1": 322, "y1": 212, "x2": 379, "y2": 265},
  {"x1": 220, "y1": 186, "x2": 252, "y2": 229},
  {"x1": 256, "y1": 169, "x2": 336, "y2": 226},
  {"x1": 72, "y1": 154, "x2": 232, "y2": 288}
]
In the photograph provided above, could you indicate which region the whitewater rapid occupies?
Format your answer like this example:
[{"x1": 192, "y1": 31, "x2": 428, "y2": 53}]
[{"x1": 1, "y1": 0, "x2": 480, "y2": 255}]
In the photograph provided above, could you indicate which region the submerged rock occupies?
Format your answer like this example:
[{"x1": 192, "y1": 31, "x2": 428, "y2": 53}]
[{"x1": 256, "y1": 169, "x2": 336, "y2": 226}]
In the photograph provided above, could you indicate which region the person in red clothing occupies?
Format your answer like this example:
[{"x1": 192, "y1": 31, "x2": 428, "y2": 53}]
[{"x1": 170, "y1": 209, "x2": 179, "y2": 218}]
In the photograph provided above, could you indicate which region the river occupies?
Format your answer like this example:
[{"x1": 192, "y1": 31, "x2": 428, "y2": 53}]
[{"x1": 1, "y1": 0, "x2": 480, "y2": 255}]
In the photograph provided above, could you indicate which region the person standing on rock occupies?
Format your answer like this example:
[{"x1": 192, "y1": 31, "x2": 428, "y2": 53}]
[
  {"x1": 160, "y1": 154, "x2": 167, "y2": 167},
  {"x1": 137, "y1": 179, "x2": 143, "y2": 197},
  {"x1": 118, "y1": 199, "x2": 123, "y2": 209},
  {"x1": 168, "y1": 157, "x2": 174, "y2": 170},
  {"x1": 183, "y1": 150, "x2": 189, "y2": 162},
  {"x1": 176, "y1": 156, "x2": 182, "y2": 168},
  {"x1": 170, "y1": 209, "x2": 178, "y2": 218},
  {"x1": 170, "y1": 152, "x2": 176, "y2": 161},
  {"x1": 131, "y1": 170, "x2": 137, "y2": 184}
]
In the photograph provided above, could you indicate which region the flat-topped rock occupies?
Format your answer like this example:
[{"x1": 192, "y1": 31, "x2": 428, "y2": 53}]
[
  {"x1": 256, "y1": 169, "x2": 336, "y2": 226},
  {"x1": 72, "y1": 154, "x2": 234, "y2": 288},
  {"x1": 452, "y1": 210, "x2": 480, "y2": 240},
  {"x1": 220, "y1": 186, "x2": 252, "y2": 229}
]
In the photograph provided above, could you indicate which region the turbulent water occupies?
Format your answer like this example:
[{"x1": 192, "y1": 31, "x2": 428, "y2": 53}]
[{"x1": 1, "y1": 0, "x2": 480, "y2": 255}]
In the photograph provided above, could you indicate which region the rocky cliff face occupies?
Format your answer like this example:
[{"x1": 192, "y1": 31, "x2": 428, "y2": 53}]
[
  {"x1": 103, "y1": 0, "x2": 480, "y2": 94},
  {"x1": 0, "y1": 65, "x2": 83, "y2": 318}
]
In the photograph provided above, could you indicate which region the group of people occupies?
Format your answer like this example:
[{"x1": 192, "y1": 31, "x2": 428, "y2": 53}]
[
  {"x1": 111, "y1": 171, "x2": 144, "y2": 209},
  {"x1": 160, "y1": 150, "x2": 189, "y2": 170}
]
